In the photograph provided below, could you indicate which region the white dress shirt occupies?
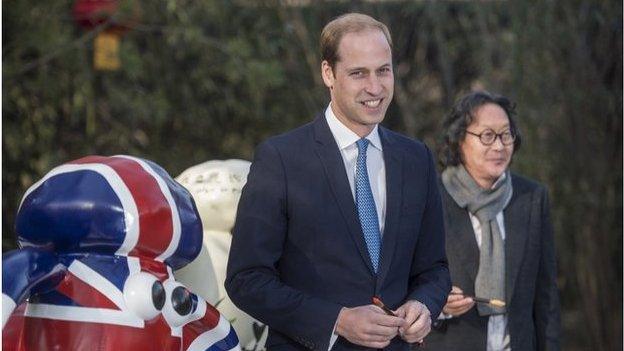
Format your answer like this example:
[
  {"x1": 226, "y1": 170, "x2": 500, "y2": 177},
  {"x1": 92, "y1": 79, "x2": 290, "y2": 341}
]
[
  {"x1": 324, "y1": 104, "x2": 386, "y2": 234},
  {"x1": 324, "y1": 103, "x2": 387, "y2": 350}
]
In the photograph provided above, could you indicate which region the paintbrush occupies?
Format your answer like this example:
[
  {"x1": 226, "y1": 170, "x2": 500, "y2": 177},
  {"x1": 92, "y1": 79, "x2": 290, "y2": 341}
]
[
  {"x1": 372, "y1": 296, "x2": 425, "y2": 347},
  {"x1": 449, "y1": 292, "x2": 506, "y2": 307},
  {"x1": 372, "y1": 296, "x2": 397, "y2": 316}
]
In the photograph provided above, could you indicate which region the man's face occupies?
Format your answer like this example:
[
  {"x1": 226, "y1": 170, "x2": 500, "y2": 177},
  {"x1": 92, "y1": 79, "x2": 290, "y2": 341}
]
[{"x1": 321, "y1": 29, "x2": 394, "y2": 137}]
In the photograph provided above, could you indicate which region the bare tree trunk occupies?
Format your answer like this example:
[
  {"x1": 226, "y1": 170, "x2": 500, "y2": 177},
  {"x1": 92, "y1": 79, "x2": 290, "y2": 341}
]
[{"x1": 428, "y1": 2, "x2": 454, "y2": 107}]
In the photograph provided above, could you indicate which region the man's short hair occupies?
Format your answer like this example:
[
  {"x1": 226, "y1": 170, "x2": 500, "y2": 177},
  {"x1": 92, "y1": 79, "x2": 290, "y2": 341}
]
[
  {"x1": 440, "y1": 91, "x2": 523, "y2": 167},
  {"x1": 320, "y1": 13, "x2": 393, "y2": 70}
]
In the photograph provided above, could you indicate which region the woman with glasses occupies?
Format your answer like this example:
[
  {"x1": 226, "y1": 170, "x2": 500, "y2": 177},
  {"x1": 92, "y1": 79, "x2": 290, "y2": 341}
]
[{"x1": 424, "y1": 91, "x2": 560, "y2": 350}]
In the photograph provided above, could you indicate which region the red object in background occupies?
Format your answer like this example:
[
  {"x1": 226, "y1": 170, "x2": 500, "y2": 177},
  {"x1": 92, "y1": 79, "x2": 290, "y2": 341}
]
[
  {"x1": 73, "y1": 0, "x2": 118, "y2": 30},
  {"x1": 72, "y1": 0, "x2": 139, "y2": 34},
  {"x1": 72, "y1": 0, "x2": 141, "y2": 70}
]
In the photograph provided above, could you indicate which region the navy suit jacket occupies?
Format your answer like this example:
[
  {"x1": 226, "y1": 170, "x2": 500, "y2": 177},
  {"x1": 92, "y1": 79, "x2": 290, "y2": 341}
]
[{"x1": 226, "y1": 115, "x2": 451, "y2": 351}]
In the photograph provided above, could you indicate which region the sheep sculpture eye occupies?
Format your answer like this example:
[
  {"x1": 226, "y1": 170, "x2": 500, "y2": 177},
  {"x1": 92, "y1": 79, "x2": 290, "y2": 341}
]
[
  {"x1": 171, "y1": 285, "x2": 193, "y2": 316},
  {"x1": 123, "y1": 272, "x2": 164, "y2": 320}
]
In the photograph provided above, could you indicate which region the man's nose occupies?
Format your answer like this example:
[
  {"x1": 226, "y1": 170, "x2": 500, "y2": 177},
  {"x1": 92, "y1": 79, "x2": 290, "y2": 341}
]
[{"x1": 365, "y1": 76, "x2": 383, "y2": 96}]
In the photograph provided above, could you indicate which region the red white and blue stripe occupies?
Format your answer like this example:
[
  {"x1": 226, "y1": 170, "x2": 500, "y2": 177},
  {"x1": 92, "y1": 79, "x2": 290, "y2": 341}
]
[
  {"x1": 3, "y1": 255, "x2": 240, "y2": 350},
  {"x1": 3, "y1": 155, "x2": 240, "y2": 351},
  {"x1": 16, "y1": 155, "x2": 202, "y2": 269}
]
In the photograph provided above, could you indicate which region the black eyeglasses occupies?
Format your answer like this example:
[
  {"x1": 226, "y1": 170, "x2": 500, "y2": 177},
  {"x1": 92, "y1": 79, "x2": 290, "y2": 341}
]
[{"x1": 465, "y1": 129, "x2": 515, "y2": 146}]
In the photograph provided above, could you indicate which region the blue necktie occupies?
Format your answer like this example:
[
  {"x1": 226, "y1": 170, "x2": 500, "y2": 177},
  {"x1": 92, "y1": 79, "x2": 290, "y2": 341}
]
[{"x1": 355, "y1": 138, "x2": 381, "y2": 273}]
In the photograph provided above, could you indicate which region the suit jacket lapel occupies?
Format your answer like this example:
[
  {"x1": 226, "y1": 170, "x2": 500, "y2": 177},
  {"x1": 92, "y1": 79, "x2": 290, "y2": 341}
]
[
  {"x1": 376, "y1": 127, "x2": 402, "y2": 287},
  {"x1": 504, "y1": 178, "x2": 530, "y2": 303},
  {"x1": 312, "y1": 116, "x2": 376, "y2": 275},
  {"x1": 442, "y1": 189, "x2": 480, "y2": 286}
]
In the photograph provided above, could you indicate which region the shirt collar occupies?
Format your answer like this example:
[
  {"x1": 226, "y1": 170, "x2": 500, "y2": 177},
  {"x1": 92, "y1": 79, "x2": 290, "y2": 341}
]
[{"x1": 325, "y1": 103, "x2": 383, "y2": 151}]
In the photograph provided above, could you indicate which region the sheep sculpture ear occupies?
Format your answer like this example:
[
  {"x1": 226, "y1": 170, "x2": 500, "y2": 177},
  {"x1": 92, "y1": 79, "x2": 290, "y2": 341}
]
[
  {"x1": 2, "y1": 155, "x2": 241, "y2": 351},
  {"x1": 2, "y1": 248, "x2": 67, "y2": 328}
]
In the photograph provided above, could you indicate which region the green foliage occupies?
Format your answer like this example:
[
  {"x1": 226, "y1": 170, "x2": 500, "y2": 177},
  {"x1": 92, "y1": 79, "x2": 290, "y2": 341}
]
[{"x1": 2, "y1": 1, "x2": 621, "y2": 350}]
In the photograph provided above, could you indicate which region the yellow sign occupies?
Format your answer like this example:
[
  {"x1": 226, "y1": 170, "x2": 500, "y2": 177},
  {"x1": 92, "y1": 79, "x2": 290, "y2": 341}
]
[{"x1": 94, "y1": 31, "x2": 121, "y2": 71}]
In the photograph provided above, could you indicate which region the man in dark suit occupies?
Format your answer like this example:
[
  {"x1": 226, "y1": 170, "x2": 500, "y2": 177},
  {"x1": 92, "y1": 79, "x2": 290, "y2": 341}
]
[{"x1": 226, "y1": 13, "x2": 451, "y2": 351}]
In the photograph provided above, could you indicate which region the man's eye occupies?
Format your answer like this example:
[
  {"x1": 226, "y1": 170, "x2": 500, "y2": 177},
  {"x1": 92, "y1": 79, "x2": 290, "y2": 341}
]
[
  {"x1": 350, "y1": 71, "x2": 364, "y2": 77},
  {"x1": 378, "y1": 67, "x2": 391, "y2": 74}
]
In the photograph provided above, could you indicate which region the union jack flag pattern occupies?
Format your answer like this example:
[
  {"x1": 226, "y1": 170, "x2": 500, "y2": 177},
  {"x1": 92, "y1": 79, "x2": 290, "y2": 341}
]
[{"x1": 2, "y1": 155, "x2": 241, "y2": 351}]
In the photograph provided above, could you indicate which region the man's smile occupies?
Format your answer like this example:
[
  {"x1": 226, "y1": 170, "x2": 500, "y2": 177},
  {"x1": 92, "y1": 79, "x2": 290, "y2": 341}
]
[{"x1": 361, "y1": 98, "x2": 383, "y2": 108}]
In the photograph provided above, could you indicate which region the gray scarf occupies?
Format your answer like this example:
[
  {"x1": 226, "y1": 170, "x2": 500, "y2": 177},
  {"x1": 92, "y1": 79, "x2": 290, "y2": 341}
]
[{"x1": 442, "y1": 164, "x2": 512, "y2": 316}]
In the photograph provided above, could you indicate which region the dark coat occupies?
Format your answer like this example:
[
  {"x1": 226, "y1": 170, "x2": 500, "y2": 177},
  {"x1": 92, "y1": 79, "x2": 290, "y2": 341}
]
[
  {"x1": 226, "y1": 115, "x2": 451, "y2": 351},
  {"x1": 425, "y1": 174, "x2": 560, "y2": 351}
]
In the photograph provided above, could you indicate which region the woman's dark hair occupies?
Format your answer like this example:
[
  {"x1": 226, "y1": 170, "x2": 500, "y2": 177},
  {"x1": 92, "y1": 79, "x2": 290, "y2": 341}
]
[{"x1": 440, "y1": 91, "x2": 522, "y2": 167}]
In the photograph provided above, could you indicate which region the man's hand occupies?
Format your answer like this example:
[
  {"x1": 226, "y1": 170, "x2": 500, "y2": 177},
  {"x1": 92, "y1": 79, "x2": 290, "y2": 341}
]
[
  {"x1": 395, "y1": 300, "x2": 431, "y2": 344},
  {"x1": 442, "y1": 286, "x2": 475, "y2": 317},
  {"x1": 335, "y1": 305, "x2": 406, "y2": 348}
]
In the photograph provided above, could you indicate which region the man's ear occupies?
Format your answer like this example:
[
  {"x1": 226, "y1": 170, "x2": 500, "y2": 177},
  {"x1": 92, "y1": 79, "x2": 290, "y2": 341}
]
[{"x1": 321, "y1": 60, "x2": 335, "y2": 89}]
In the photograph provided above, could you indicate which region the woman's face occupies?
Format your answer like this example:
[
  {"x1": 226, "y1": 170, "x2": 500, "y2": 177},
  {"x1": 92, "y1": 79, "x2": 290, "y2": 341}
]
[{"x1": 459, "y1": 103, "x2": 514, "y2": 188}]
